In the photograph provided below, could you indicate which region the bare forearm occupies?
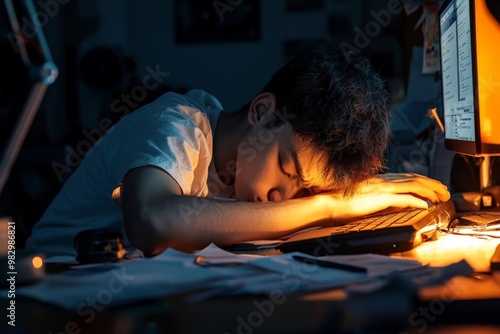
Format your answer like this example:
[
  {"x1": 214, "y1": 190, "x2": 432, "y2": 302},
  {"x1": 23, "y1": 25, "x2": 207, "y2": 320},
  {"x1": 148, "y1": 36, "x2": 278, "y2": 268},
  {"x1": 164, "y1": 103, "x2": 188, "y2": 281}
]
[{"x1": 129, "y1": 195, "x2": 330, "y2": 255}]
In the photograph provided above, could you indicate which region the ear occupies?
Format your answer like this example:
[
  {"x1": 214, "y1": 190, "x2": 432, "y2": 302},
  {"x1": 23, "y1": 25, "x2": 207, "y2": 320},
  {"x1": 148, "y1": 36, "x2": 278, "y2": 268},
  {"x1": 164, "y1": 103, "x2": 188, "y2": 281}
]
[{"x1": 247, "y1": 92, "x2": 277, "y2": 126}]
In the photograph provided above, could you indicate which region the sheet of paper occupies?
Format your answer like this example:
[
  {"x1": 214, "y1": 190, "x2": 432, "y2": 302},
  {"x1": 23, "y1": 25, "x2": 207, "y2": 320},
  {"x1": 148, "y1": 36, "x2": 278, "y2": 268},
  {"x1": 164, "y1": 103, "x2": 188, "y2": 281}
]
[
  {"x1": 318, "y1": 253, "x2": 423, "y2": 277},
  {"x1": 224, "y1": 253, "x2": 425, "y2": 296},
  {"x1": 193, "y1": 243, "x2": 264, "y2": 264},
  {"x1": 228, "y1": 252, "x2": 369, "y2": 296},
  {"x1": 225, "y1": 227, "x2": 324, "y2": 251},
  {"x1": 422, "y1": 3, "x2": 440, "y2": 74}
]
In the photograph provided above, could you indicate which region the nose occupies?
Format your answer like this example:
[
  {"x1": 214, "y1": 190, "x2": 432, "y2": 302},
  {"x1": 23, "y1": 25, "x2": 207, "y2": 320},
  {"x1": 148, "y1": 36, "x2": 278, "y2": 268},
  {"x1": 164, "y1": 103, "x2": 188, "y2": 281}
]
[
  {"x1": 268, "y1": 188, "x2": 282, "y2": 202},
  {"x1": 267, "y1": 184, "x2": 299, "y2": 202}
]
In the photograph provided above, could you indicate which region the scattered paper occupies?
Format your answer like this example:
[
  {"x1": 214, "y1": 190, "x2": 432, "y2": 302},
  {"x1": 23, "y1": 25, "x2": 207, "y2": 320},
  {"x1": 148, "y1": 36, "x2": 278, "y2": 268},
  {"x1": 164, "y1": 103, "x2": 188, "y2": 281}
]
[{"x1": 2, "y1": 244, "x2": 474, "y2": 309}]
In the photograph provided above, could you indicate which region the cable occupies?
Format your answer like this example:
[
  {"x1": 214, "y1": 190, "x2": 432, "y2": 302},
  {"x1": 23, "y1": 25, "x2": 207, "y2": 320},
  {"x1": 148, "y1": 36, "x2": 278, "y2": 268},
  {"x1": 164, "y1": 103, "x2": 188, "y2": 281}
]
[{"x1": 442, "y1": 219, "x2": 500, "y2": 239}]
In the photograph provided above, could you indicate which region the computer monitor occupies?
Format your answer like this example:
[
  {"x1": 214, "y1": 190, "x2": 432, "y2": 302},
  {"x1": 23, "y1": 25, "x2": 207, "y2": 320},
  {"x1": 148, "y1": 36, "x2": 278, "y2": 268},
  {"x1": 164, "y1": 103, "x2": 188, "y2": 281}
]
[{"x1": 439, "y1": 0, "x2": 500, "y2": 191}]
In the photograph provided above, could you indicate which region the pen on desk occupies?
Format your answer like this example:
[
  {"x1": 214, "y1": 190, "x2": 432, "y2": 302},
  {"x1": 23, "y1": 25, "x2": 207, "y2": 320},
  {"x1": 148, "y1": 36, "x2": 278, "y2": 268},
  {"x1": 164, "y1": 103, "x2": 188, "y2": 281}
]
[
  {"x1": 193, "y1": 255, "x2": 244, "y2": 266},
  {"x1": 292, "y1": 255, "x2": 367, "y2": 273}
]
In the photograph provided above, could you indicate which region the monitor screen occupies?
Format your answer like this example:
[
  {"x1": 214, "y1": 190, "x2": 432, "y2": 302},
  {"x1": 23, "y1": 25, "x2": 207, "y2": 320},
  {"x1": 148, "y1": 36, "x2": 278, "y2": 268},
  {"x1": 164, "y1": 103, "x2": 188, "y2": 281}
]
[
  {"x1": 439, "y1": 0, "x2": 500, "y2": 156},
  {"x1": 440, "y1": 0, "x2": 475, "y2": 142}
]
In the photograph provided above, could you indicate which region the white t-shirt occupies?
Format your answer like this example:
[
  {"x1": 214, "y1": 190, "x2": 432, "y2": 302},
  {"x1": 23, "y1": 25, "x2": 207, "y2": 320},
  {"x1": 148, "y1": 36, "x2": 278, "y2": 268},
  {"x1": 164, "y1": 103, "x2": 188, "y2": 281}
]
[{"x1": 26, "y1": 89, "x2": 232, "y2": 258}]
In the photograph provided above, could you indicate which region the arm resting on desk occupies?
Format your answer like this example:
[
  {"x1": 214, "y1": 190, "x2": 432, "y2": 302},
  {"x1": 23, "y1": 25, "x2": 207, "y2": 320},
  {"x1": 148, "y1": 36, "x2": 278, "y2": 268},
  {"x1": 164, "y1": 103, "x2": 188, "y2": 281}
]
[{"x1": 120, "y1": 167, "x2": 450, "y2": 256}]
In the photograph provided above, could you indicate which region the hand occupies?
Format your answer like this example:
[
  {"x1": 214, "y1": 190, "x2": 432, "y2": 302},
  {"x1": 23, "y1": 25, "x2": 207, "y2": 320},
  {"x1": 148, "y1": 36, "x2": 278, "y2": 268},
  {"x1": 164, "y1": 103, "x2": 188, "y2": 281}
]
[
  {"x1": 357, "y1": 173, "x2": 450, "y2": 203},
  {"x1": 325, "y1": 173, "x2": 450, "y2": 220}
]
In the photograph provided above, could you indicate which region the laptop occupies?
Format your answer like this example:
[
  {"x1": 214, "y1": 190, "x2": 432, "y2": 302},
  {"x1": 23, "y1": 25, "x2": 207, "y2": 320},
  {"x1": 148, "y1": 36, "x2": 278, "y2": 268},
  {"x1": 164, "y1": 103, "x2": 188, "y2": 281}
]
[
  {"x1": 225, "y1": 201, "x2": 456, "y2": 255},
  {"x1": 275, "y1": 200, "x2": 456, "y2": 256}
]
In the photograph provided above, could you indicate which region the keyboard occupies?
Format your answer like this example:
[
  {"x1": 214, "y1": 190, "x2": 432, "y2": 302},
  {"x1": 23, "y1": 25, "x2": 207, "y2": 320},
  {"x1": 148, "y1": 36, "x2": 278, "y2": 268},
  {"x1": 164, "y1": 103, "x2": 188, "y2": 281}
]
[
  {"x1": 456, "y1": 212, "x2": 500, "y2": 227},
  {"x1": 277, "y1": 200, "x2": 456, "y2": 256},
  {"x1": 328, "y1": 209, "x2": 424, "y2": 234}
]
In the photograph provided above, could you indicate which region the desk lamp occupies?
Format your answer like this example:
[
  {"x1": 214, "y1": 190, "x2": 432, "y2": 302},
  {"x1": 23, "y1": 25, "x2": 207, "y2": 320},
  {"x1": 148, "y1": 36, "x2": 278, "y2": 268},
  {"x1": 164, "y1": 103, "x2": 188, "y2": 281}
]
[{"x1": 0, "y1": 0, "x2": 58, "y2": 195}]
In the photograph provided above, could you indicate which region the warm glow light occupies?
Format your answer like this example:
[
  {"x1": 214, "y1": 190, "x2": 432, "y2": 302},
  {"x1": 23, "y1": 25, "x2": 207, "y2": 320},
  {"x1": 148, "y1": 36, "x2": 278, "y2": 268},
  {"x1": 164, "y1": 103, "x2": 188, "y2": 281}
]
[
  {"x1": 32, "y1": 256, "x2": 43, "y2": 269},
  {"x1": 397, "y1": 233, "x2": 500, "y2": 273},
  {"x1": 476, "y1": 0, "x2": 500, "y2": 145}
]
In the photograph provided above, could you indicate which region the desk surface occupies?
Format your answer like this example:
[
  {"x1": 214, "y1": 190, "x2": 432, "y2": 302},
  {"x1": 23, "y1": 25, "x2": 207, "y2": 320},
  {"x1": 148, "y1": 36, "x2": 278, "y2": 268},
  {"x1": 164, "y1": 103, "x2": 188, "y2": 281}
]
[
  {"x1": 397, "y1": 232, "x2": 500, "y2": 273},
  {"x1": 4, "y1": 233, "x2": 500, "y2": 334}
]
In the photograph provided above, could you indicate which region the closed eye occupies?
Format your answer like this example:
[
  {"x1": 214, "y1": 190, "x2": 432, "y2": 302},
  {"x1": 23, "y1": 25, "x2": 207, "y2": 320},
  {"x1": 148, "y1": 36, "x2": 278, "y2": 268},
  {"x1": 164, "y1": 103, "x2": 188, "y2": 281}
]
[
  {"x1": 293, "y1": 188, "x2": 314, "y2": 198},
  {"x1": 278, "y1": 153, "x2": 291, "y2": 178}
]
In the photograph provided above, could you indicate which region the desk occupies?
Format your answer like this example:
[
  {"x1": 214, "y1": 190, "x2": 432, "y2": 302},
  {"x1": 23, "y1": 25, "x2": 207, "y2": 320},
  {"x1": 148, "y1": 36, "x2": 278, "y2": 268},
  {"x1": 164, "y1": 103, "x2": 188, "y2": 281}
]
[{"x1": 3, "y1": 234, "x2": 500, "y2": 334}]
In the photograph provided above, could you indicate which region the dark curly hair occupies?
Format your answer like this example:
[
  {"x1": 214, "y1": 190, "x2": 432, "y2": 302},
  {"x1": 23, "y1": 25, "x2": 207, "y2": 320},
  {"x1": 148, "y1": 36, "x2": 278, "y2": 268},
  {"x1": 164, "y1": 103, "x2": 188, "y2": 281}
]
[{"x1": 261, "y1": 40, "x2": 391, "y2": 195}]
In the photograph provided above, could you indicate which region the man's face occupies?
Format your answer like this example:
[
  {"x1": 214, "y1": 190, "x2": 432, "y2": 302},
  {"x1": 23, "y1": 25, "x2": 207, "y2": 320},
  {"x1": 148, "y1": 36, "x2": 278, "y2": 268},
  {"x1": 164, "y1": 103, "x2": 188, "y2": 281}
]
[{"x1": 233, "y1": 114, "x2": 331, "y2": 202}]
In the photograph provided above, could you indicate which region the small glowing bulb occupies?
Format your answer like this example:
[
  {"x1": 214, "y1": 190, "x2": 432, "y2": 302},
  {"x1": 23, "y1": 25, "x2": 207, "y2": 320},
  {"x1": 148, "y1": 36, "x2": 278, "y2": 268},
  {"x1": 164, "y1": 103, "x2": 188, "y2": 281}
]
[{"x1": 32, "y1": 256, "x2": 43, "y2": 269}]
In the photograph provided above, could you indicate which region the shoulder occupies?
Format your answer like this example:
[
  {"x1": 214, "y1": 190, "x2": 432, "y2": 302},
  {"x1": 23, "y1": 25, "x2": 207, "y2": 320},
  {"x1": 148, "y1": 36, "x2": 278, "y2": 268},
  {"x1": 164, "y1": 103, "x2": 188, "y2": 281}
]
[
  {"x1": 153, "y1": 89, "x2": 223, "y2": 133},
  {"x1": 151, "y1": 89, "x2": 222, "y2": 114},
  {"x1": 183, "y1": 89, "x2": 224, "y2": 112}
]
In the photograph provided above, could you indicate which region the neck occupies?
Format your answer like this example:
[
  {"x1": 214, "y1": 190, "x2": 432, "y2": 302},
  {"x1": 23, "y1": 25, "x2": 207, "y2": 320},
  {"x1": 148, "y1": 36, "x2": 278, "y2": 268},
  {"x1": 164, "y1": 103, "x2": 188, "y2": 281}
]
[{"x1": 213, "y1": 110, "x2": 250, "y2": 185}]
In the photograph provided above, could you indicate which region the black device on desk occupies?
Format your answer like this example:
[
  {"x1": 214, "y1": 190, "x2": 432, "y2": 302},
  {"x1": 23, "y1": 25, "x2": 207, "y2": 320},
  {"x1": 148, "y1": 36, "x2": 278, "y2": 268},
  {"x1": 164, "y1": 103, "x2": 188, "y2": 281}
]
[
  {"x1": 276, "y1": 201, "x2": 455, "y2": 256},
  {"x1": 74, "y1": 228, "x2": 127, "y2": 264}
]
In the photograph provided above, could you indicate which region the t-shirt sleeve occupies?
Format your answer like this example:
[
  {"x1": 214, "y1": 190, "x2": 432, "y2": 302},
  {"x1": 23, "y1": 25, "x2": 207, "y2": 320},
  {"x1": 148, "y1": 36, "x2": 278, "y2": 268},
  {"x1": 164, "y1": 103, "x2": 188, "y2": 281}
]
[{"x1": 106, "y1": 102, "x2": 213, "y2": 196}]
